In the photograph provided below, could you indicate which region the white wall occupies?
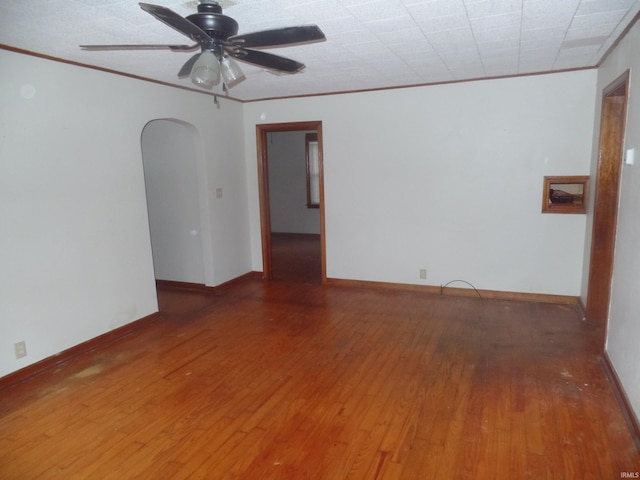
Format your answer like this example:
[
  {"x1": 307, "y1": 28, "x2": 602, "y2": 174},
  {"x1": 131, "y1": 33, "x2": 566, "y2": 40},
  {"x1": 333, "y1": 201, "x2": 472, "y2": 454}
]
[
  {"x1": 0, "y1": 47, "x2": 606, "y2": 381},
  {"x1": 0, "y1": 49, "x2": 250, "y2": 377},
  {"x1": 244, "y1": 70, "x2": 597, "y2": 296},
  {"x1": 590, "y1": 20, "x2": 640, "y2": 422},
  {"x1": 268, "y1": 130, "x2": 321, "y2": 234}
]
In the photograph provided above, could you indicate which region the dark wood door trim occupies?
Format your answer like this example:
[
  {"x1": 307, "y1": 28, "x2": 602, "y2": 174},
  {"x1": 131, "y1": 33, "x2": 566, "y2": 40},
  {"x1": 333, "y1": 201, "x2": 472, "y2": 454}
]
[
  {"x1": 586, "y1": 70, "x2": 630, "y2": 326},
  {"x1": 256, "y1": 121, "x2": 326, "y2": 282}
]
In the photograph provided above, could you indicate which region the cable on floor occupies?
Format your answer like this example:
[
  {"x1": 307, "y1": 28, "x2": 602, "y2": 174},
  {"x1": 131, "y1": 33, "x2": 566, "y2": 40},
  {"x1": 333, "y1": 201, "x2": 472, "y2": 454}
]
[{"x1": 440, "y1": 280, "x2": 483, "y2": 300}]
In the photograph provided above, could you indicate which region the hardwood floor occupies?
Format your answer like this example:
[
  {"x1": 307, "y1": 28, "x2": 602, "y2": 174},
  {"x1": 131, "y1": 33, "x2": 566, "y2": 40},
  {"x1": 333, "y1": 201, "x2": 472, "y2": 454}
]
[
  {"x1": 1, "y1": 278, "x2": 639, "y2": 479},
  {"x1": 271, "y1": 233, "x2": 321, "y2": 284}
]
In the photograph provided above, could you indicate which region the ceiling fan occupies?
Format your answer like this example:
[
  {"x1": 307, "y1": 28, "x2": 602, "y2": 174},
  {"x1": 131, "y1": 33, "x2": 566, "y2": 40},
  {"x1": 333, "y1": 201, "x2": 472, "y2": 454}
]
[{"x1": 80, "y1": 1, "x2": 326, "y2": 90}]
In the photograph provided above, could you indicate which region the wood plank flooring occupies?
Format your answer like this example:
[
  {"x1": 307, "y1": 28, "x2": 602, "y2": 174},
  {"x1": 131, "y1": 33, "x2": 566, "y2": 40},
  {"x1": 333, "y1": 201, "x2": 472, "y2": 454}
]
[
  {"x1": 1, "y1": 278, "x2": 639, "y2": 479},
  {"x1": 271, "y1": 233, "x2": 322, "y2": 284}
]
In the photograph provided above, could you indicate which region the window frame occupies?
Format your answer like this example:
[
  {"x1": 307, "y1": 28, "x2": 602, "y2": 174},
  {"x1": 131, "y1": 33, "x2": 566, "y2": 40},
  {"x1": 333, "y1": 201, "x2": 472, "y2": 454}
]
[{"x1": 305, "y1": 133, "x2": 320, "y2": 209}]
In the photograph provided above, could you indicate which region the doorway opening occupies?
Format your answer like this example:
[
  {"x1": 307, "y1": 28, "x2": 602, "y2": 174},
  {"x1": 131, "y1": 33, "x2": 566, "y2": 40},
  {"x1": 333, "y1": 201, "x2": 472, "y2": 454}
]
[
  {"x1": 141, "y1": 119, "x2": 208, "y2": 287},
  {"x1": 586, "y1": 70, "x2": 630, "y2": 330},
  {"x1": 256, "y1": 121, "x2": 326, "y2": 284}
]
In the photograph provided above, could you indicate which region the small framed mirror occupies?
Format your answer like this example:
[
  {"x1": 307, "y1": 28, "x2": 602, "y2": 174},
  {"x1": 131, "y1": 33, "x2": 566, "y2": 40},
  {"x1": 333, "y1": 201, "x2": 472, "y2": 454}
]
[{"x1": 542, "y1": 176, "x2": 589, "y2": 214}]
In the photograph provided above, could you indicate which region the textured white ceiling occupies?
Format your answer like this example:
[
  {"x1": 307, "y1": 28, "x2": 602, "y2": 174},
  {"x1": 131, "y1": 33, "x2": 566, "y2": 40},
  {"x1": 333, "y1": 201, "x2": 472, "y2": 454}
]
[{"x1": 1, "y1": 0, "x2": 639, "y2": 101}]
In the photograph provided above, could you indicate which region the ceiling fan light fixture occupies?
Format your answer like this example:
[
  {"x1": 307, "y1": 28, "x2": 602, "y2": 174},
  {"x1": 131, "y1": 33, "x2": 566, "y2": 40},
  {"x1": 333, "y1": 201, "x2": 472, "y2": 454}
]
[
  {"x1": 190, "y1": 50, "x2": 220, "y2": 88},
  {"x1": 81, "y1": 3, "x2": 326, "y2": 90},
  {"x1": 220, "y1": 55, "x2": 245, "y2": 87}
]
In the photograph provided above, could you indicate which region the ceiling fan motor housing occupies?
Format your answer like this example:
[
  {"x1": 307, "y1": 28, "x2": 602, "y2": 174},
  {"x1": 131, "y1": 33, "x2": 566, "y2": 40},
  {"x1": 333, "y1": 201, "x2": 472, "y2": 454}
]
[{"x1": 187, "y1": 2, "x2": 238, "y2": 42}]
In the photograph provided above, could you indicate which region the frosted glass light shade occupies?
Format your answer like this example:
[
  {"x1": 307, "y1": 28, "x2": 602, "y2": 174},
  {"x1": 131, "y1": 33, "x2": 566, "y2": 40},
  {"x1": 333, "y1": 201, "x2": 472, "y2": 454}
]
[
  {"x1": 220, "y1": 55, "x2": 245, "y2": 87},
  {"x1": 190, "y1": 51, "x2": 220, "y2": 88}
]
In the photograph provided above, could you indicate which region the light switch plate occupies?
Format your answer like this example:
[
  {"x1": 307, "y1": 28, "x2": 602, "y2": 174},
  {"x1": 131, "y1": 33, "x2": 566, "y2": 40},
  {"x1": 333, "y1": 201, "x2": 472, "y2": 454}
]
[{"x1": 625, "y1": 148, "x2": 635, "y2": 165}]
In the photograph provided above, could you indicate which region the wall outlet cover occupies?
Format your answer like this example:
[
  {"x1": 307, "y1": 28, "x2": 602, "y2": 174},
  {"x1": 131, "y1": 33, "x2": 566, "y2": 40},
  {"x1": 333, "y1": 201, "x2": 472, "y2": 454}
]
[{"x1": 14, "y1": 341, "x2": 27, "y2": 359}]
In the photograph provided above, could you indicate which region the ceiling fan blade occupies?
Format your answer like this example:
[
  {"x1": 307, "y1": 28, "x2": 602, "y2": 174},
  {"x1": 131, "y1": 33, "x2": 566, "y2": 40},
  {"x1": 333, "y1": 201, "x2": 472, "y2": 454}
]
[
  {"x1": 229, "y1": 48, "x2": 305, "y2": 73},
  {"x1": 228, "y1": 25, "x2": 325, "y2": 49},
  {"x1": 139, "y1": 2, "x2": 211, "y2": 44},
  {"x1": 80, "y1": 44, "x2": 199, "y2": 51},
  {"x1": 177, "y1": 53, "x2": 201, "y2": 78}
]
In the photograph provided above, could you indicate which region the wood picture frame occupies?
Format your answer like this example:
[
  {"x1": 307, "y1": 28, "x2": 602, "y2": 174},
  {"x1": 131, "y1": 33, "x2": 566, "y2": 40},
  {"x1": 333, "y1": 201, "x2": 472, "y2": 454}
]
[{"x1": 542, "y1": 175, "x2": 589, "y2": 214}]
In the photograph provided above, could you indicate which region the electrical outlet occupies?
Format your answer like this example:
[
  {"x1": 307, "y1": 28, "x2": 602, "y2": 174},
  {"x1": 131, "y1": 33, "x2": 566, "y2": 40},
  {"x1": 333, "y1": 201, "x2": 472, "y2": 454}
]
[
  {"x1": 419, "y1": 269, "x2": 427, "y2": 280},
  {"x1": 14, "y1": 341, "x2": 27, "y2": 359}
]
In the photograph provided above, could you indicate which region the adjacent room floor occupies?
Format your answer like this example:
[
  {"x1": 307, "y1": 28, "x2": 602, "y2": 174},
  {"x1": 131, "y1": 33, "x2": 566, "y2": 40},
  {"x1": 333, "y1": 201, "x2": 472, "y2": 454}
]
[
  {"x1": 271, "y1": 232, "x2": 322, "y2": 284},
  {"x1": 1, "y1": 273, "x2": 638, "y2": 478}
]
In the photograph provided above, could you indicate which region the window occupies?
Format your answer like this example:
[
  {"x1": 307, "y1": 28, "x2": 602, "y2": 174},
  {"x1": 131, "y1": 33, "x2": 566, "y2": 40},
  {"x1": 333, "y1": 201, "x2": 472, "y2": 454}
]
[{"x1": 306, "y1": 133, "x2": 320, "y2": 208}]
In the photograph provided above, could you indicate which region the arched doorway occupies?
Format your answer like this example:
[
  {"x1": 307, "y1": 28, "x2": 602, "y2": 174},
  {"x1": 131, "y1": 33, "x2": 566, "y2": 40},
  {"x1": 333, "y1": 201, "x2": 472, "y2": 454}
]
[{"x1": 141, "y1": 119, "x2": 206, "y2": 285}]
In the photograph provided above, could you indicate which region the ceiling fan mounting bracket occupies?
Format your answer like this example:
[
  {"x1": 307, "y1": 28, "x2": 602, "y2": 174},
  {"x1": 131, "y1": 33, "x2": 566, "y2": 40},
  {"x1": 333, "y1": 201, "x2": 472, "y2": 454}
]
[{"x1": 196, "y1": 2, "x2": 222, "y2": 14}]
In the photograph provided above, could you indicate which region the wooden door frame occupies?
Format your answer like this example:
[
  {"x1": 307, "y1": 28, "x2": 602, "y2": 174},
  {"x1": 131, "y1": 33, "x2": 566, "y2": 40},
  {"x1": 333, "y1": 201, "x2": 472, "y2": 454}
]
[
  {"x1": 586, "y1": 70, "x2": 630, "y2": 326},
  {"x1": 256, "y1": 121, "x2": 326, "y2": 282}
]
